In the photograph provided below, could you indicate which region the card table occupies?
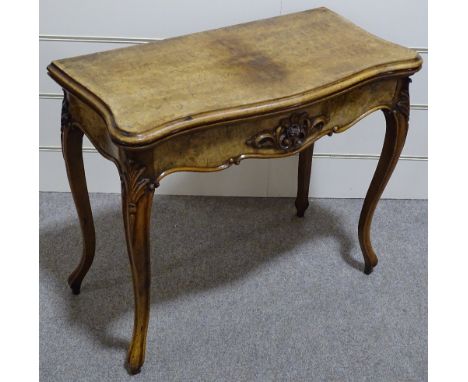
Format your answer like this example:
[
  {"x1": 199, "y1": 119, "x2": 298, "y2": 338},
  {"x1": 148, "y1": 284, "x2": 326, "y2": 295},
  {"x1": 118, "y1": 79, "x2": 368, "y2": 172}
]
[{"x1": 47, "y1": 7, "x2": 422, "y2": 374}]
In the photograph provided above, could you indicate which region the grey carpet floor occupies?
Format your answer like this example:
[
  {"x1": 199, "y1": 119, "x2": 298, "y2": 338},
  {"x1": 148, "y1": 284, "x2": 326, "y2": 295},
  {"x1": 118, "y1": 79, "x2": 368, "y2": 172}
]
[{"x1": 40, "y1": 193, "x2": 427, "y2": 382}]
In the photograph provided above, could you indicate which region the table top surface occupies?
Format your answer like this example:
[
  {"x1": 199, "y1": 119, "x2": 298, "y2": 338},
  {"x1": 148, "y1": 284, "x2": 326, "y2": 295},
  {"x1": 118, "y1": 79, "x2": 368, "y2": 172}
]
[{"x1": 48, "y1": 7, "x2": 422, "y2": 146}]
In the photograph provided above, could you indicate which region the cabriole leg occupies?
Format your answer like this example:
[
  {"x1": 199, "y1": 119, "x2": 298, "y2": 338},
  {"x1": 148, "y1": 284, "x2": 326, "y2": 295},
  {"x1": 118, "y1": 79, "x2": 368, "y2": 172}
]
[
  {"x1": 119, "y1": 159, "x2": 156, "y2": 374},
  {"x1": 359, "y1": 78, "x2": 410, "y2": 274},
  {"x1": 61, "y1": 95, "x2": 96, "y2": 295}
]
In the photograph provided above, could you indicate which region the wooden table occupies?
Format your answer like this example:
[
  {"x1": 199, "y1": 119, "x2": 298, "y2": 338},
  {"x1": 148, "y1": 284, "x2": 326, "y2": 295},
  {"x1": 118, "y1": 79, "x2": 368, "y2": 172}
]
[{"x1": 47, "y1": 7, "x2": 422, "y2": 374}]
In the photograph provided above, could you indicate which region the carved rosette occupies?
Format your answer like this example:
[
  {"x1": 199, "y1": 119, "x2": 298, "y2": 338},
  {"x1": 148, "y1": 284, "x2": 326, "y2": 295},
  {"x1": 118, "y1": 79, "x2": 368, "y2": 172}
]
[
  {"x1": 120, "y1": 160, "x2": 157, "y2": 232},
  {"x1": 394, "y1": 77, "x2": 411, "y2": 120},
  {"x1": 246, "y1": 112, "x2": 327, "y2": 152}
]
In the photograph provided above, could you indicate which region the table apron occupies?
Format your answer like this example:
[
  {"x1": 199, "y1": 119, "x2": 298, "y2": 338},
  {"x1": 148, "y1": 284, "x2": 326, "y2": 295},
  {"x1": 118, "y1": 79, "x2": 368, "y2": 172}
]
[
  {"x1": 150, "y1": 78, "x2": 398, "y2": 182},
  {"x1": 65, "y1": 77, "x2": 401, "y2": 184}
]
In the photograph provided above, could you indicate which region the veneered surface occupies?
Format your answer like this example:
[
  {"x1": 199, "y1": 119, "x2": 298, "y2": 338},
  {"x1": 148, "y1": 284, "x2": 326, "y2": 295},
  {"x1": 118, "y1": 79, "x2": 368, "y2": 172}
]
[
  {"x1": 151, "y1": 78, "x2": 398, "y2": 180},
  {"x1": 49, "y1": 7, "x2": 421, "y2": 145}
]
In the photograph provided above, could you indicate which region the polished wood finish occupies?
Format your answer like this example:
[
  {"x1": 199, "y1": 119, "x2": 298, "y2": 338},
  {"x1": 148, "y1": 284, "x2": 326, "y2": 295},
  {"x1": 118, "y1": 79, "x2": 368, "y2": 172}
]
[
  {"x1": 48, "y1": 7, "x2": 421, "y2": 147},
  {"x1": 48, "y1": 7, "x2": 422, "y2": 374},
  {"x1": 295, "y1": 144, "x2": 314, "y2": 217},
  {"x1": 359, "y1": 78, "x2": 411, "y2": 274},
  {"x1": 61, "y1": 95, "x2": 96, "y2": 295},
  {"x1": 119, "y1": 158, "x2": 156, "y2": 374}
]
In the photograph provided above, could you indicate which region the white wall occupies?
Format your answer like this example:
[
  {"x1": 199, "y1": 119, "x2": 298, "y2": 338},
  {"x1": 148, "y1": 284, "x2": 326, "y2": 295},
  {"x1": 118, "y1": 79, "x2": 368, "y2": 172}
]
[{"x1": 39, "y1": 0, "x2": 428, "y2": 198}]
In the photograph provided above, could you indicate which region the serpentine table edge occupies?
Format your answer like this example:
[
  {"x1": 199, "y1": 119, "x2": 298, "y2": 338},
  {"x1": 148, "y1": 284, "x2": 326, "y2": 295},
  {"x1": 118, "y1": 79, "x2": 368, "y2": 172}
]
[{"x1": 46, "y1": 7, "x2": 423, "y2": 375}]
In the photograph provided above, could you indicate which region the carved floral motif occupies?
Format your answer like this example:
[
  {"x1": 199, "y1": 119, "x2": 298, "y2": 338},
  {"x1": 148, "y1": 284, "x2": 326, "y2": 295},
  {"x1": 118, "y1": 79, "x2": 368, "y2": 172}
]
[
  {"x1": 61, "y1": 93, "x2": 71, "y2": 130},
  {"x1": 246, "y1": 112, "x2": 327, "y2": 152},
  {"x1": 60, "y1": 91, "x2": 82, "y2": 143},
  {"x1": 61, "y1": 93, "x2": 69, "y2": 151},
  {"x1": 395, "y1": 78, "x2": 411, "y2": 120},
  {"x1": 120, "y1": 160, "x2": 157, "y2": 231}
]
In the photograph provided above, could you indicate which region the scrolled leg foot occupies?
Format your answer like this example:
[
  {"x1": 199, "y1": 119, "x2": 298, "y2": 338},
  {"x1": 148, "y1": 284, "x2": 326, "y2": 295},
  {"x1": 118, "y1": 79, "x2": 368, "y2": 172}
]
[
  {"x1": 295, "y1": 201, "x2": 309, "y2": 218},
  {"x1": 126, "y1": 347, "x2": 144, "y2": 375},
  {"x1": 69, "y1": 281, "x2": 82, "y2": 295},
  {"x1": 364, "y1": 259, "x2": 377, "y2": 275},
  {"x1": 358, "y1": 78, "x2": 410, "y2": 275}
]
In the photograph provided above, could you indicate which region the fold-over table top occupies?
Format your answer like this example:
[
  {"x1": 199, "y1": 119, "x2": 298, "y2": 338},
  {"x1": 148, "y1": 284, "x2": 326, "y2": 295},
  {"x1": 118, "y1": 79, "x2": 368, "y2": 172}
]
[{"x1": 48, "y1": 7, "x2": 422, "y2": 146}]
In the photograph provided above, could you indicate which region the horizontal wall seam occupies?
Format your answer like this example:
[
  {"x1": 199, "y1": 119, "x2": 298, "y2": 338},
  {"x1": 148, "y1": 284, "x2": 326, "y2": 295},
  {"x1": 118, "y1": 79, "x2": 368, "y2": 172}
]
[
  {"x1": 38, "y1": 146, "x2": 427, "y2": 161},
  {"x1": 39, "y1": 34, "x2": 428, "y2": 54},
  {"x1": 39, "y1": 34, "x2": 163, "y2": 44},
  {"x1": 38, "y1": 93, "x2": 428, "y2": 110},
  {"x1": 40, "y1": 93, "x2": 63, "y2": 99},
  {"x1": 411, "y1": 104, "x2": 428, "y2": 110}
]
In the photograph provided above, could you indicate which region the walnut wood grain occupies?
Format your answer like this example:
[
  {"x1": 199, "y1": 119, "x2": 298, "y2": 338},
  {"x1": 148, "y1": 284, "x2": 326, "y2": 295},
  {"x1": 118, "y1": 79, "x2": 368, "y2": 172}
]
[
  {"x1": 119, "y1": 159, "x2": 157, "y2": 374},
  {"x1": 47, "y1": 8, "x2": 422, "y2": 147},
  {"x1": 149, "y1": 78, "x2": 401, "y2": 181},
  {"x1": 359, "y1": 78, "x2": 411, "y2": 274},
  {"x1": 47, "y1": 6, "x2": 423, "y2": 374},
  {"x1": 295, "y1": 144, "x2": 314, "y2": 217},
  {"x1": 61, "y1": 95, "x2": 96, "y2": 295}
]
